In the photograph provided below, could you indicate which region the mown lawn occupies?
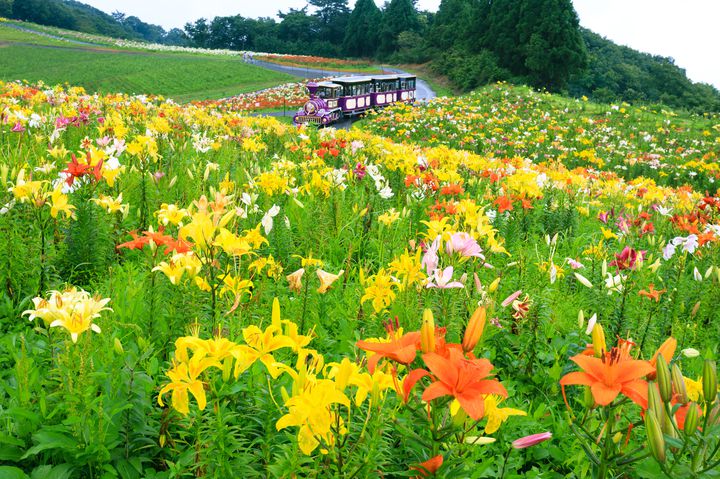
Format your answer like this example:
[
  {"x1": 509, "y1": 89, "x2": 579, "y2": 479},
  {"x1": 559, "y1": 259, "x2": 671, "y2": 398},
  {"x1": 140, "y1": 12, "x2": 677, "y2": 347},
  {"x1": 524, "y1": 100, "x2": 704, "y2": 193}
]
[{"x1": 0, "y1": 28, "x2": 294, "y2": 102}]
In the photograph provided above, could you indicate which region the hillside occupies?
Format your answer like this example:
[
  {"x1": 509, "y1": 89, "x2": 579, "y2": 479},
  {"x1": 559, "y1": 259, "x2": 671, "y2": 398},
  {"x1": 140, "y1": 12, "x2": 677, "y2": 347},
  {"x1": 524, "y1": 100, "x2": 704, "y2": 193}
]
[
  {"x1": 0, "y1": 22, "x2": 295, "y2": 102},
  {"x1": 1, "y1": 0, "x2": 186, "y2": 44},
  {"x1": 568, "y1": 29, "x2": 720, "y2": 112}
]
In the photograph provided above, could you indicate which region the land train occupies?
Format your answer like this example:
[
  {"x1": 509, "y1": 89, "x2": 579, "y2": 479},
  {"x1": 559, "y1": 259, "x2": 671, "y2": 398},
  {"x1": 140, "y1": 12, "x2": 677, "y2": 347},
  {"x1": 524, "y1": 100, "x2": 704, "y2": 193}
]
[{"x1": 293, "y1": 74, "x2": 417, "y2": 126}]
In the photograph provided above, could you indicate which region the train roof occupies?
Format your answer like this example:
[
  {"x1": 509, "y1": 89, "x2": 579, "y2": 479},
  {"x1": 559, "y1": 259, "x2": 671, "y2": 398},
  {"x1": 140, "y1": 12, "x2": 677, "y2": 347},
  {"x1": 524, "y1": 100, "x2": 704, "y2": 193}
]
[
  {"x1": 371, "y1": 74, "x2": 401, "y2": 81},
  {"x1": 329, "y1": 73, "x2": 416, "y2": 83},
  {"x1": 331, "y1": 76, "x2": 374, "y2": 83},
  {"x1": 317, "y1": 81, "x2": 342, "y2": 88}
]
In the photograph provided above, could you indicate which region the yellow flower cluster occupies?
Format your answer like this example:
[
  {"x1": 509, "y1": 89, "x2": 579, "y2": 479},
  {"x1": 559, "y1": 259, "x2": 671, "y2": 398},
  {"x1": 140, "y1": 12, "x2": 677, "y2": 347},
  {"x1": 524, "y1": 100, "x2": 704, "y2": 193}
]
[{"x1": 23, "y1": 287, "x2": 112, "y2": 343}]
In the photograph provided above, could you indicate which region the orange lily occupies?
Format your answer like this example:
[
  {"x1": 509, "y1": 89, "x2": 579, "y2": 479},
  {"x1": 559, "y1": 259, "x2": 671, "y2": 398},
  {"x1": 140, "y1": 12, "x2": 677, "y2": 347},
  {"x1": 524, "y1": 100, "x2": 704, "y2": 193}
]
[
  {"x1": 421, "y1": 348, "x2": 507, "y2": 420},
  {"x1": 356, "y1": 331, "x2": 421, "y2": 373},
  {"x1": 560, "y1": 347, "x2": 655, "y2": 408},
  {"x1": 639, "y1": 284, "x2": 666, "y2": 302},
  {"x1": 411, "y1": 455, "x2": 443, "y2": 478}
]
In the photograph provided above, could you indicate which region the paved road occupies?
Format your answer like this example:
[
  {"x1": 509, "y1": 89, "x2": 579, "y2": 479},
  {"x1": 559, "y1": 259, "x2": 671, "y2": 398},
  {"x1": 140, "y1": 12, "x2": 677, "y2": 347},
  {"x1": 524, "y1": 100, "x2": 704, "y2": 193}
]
[{"x1": 252, "y1": 59, "x2": 436, "y2": 101}]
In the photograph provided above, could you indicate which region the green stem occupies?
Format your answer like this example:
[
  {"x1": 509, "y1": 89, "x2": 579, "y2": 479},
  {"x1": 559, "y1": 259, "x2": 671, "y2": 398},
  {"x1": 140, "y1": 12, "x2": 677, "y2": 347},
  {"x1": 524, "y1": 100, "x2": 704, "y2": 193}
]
[
  {"x1": 498, "y1": 447, "x2": 512, "y2": 479},
  {"x1": 300, "y1": 273, "x2": 310, "y2": 333},
  {"x1": 597, "y1": 411, "x2": 615, "y2": 479}
]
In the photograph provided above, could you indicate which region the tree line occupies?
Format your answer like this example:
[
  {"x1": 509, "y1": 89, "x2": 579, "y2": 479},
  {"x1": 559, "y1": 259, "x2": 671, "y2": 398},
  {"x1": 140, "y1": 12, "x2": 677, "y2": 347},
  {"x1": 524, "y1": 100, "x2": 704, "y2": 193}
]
[{"x1": 3, "y1": 0, "x2": 719, "y2": 111}]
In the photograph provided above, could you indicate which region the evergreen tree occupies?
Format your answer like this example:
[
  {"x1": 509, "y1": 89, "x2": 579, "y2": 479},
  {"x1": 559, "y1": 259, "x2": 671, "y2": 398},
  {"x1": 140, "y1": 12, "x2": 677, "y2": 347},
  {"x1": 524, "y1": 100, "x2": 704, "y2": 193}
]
[
  {"x1": 520, "y1": 0, "x2": 587, "y2": 90},
  {"x1": 377, "y1": 0, "x2": 420, "y2": 58},
  {"x1": 309, "y1": 0, "x2": 350, "y2": 45},
  {"x1": 480, "y1": 0, "x2": 524, "y2": 72},
  {"x1": 343, "y1": 0, "x2": 382, "y2": 57},
  {"x1": 428, "y1": 0, "x2": 473, "y2": 52},
  {"x1": 0, "y1": 0, "x2": 12, "y2": 17}
]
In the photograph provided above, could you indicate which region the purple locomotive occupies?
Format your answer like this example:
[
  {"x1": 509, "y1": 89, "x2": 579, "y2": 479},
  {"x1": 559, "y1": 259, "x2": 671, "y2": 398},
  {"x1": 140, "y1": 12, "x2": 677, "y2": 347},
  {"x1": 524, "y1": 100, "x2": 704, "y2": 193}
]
[{"x1": 293, "y1": 74, "x2": 417, "y2": 126}]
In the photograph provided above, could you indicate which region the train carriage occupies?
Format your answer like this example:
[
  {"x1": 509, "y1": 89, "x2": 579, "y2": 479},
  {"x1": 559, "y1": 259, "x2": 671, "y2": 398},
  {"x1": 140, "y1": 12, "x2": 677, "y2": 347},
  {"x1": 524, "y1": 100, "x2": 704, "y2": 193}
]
[
  {"x1": 333, "y1": 76, "x2": 374, "y2": 116},
  {"x1": 293, "y1": 73, "x2": 416, "y2": 126}
]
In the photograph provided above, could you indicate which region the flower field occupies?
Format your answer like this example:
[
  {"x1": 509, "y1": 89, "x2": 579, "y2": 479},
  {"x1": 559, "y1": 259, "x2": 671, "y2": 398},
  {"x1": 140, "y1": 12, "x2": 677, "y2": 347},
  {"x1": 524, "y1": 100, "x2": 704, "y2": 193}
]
[
  {"x1": 193, "y1": 80, "x2": 326, "y2": 113},
  {"x1": 364, "y1": 84, "x2": 720, "y2": 190},
  {"x1": 256, "y1": 54, "x2": 381, "y2": 73},
  {"x1": 1, "y1": 79, "x2": 719, "y2": 478}
]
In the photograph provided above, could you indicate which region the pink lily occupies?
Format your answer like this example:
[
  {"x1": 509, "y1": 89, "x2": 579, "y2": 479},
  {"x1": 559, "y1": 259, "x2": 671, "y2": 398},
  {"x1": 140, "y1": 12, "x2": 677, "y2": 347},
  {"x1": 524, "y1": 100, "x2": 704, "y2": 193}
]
[
  {"x1": 421, "y1": 237, "x2": 440, "y2": 275},
  {"x1": 501, "y1": 290, "x2": 522, "y2": 307},
  {"x1": 445, "y1": 232, "x2": 484, "y2": 259},
  {"x1": 426, "y1": 267, "x2": 464, "y2": 289},
  {"x1": 512, "y1": 432, "x2": 552, "y2": 449}
]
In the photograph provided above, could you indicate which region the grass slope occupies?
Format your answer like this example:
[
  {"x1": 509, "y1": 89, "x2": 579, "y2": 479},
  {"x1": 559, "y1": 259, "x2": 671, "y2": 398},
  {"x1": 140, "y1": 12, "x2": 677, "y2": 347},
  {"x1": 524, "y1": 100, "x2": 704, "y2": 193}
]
[{"x1": 0, "y1": 24, "x2": 294, "y2": 102}]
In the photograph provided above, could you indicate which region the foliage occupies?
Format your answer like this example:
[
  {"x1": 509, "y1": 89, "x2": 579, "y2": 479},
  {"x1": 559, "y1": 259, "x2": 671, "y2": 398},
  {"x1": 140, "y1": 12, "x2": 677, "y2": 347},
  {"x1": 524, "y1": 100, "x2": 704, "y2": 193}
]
[
  {"x1": 343, "y1": 0, "x2": 382, "y2": 58},
  {"x1": 1, "y1": 75, "x2": 719, "y2": 478},
  {"x1": 569, "y1": 29, "x2": 720, "y2": 113}
]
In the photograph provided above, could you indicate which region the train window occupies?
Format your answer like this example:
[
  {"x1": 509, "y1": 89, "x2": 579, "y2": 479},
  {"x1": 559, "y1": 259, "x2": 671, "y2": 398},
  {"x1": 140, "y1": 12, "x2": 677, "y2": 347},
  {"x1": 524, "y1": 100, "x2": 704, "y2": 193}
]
[{"x1": 318, "y1": 87, "x2": 338, "y2": 99}]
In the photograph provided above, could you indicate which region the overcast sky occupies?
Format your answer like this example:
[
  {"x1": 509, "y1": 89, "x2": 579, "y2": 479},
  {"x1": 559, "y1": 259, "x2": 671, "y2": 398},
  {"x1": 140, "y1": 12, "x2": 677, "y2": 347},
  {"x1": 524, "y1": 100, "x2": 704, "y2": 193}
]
[{"x1": 80, "y1": 0, "x2": 719, "y2": 88}]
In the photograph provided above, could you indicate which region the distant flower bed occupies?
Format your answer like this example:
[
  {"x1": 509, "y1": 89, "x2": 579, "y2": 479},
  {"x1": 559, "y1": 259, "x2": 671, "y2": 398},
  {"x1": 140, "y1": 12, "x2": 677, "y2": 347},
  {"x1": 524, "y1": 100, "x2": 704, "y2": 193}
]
[
  {"x1": 192, "y1": 79, "x2": 322, "y2": 112},
  {"x1": 257, "y1": 53, "x2": 379, "y2": 72}
]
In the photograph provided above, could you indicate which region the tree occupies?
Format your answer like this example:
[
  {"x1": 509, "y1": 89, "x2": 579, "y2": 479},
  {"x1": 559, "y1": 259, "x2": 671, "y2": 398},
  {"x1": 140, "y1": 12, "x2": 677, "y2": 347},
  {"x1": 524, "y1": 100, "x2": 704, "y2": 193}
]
[
  {"x1": 277, "y1": 8, "x2": 318, "y2": 45},
  {"x1": 162, "y1": 28, "x2": 189, "y2": 46},
  {"x1": 184, "y1": 18, "x2": 211, "y2": 48},
  {"x1": 343, "y1": 0, "x2": 382, "y2": 57},
  {"x1": 427, "y1": 0, "x2": 473, "y2": 52},
  {"x1": 519, "y1": 0, "x2": 588, "y2": 90},
  {"x1": 377, "y1": 0, "x2": 421, "y2": 58},
  {"x1": 308, "y1": 0, "x2": 350, "y2": 45},
  {"x1": 111, "y1": 10, "x2": 125, "y2": 23}
]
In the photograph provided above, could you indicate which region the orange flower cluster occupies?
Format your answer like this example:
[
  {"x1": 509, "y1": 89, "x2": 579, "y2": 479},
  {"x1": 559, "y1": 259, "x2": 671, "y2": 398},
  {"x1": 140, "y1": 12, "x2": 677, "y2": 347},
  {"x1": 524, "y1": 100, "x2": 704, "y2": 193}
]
[
  {"x1": 117, "y1": 227, "x2": 193, "y2": 255},
  {"x1": 356, "y1": 307, "x2": 505, "y2": 421}
]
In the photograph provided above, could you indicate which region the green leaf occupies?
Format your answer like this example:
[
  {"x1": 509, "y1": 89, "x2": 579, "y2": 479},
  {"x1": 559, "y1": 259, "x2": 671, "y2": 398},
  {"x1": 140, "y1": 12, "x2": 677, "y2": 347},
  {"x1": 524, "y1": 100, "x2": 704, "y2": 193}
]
[
  {"x1": 30, "y1": 464, "x2": 74, "y2": 479},
  {"x1": 21, "y1": 430, "x2": 78, "y2": 459},
  {"x1": 0, "y1": 466, "x2": 29, "y2": 479}
]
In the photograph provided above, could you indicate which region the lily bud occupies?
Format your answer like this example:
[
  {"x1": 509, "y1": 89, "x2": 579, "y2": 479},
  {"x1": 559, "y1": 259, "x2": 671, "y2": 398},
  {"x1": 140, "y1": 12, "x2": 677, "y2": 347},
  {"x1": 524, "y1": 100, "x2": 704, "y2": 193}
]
[
  {"x1": 703, "y1": 360, "x2": 717, "y2": 404},
  {"x1": 591, "y1": 324, "x2": 606, "y2": 358},
  {"x1": 707, "y1": 402, "x2": 720, "y2": 427},
  {"x1": 113, "y1": 337, "x2": 124, "y2": 355},
  {"x1": 671, "y1": 364, "x2": 688, "y2": 404},
  {"x1": 473, "y1": 273, "x2": 482, "y2": 293},
  {"x1": 462, "y1": 306, "x2": 486, "y2": 352},
  {"x1": 648, "y1": 382, "x2": 665, "y2": 424},
  {"x1": 645, "y1": 410, "x2": 666, "y2": 463},
  {"x1": 488, "y1": 277, "x2": 501, "y2": 293},
  {"x1": 656, "y1": 355, "x2": 673, "y2": 404},
  {"x1": 222, "y1": 357, "x2": 232, "y2": 382},
  {"x1": 683, "y1": 403, "x2": 699, "y2": 436},
  {"x1": 661, "y1": 409, "x2": 677, "y2": 438},
  {"x1": 272, "y1": 297, "x2": 281, "y2": 329},
  {"x1": 691, "y1": 301, "x2": 701, "y2": 317},
  {"x1": 420, "y1": 309, "x2": 436, "y2": 353}
]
